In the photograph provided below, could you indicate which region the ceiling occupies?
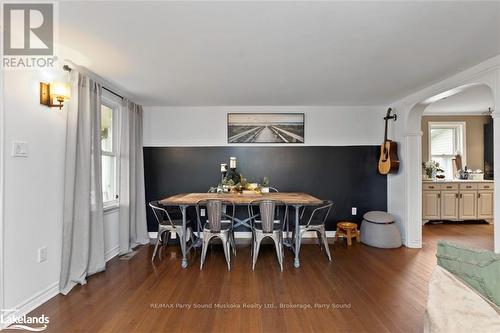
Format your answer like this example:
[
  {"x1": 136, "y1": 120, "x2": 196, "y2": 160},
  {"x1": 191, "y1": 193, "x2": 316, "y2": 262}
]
[
  {"x1": 424, "y1": 85, "x2": 494, "y2": 115},
  {"x1": 58, "y1": 1, "x2": 500, "y2": 106}
]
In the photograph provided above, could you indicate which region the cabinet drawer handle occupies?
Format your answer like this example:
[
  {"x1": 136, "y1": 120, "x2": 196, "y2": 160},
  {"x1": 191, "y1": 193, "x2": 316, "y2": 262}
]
[
  {"x1": 455, "y1": 193, "x2": 459, "y2": 198},
  {"x1": 446, "y1": 186, "x2": 452, "y2": 189},
  {"x1": 466, "y1": 186, "x2": 472, "y2": 188},
  {"x1": 429, "y1": 186, "x2": 435, "y2": 189},
  {"x1": 460, "y1": 194, "x2": 463, "y2": 198},
  {"x1": 484, "y1": 186, "x2": 490, "y2": 189},
  {"x1": 437, "y1": 193, "x2": 441, "y2": 198},
  {"x1": 478, "y1": 193, "x2": 481, "y2": 198}
]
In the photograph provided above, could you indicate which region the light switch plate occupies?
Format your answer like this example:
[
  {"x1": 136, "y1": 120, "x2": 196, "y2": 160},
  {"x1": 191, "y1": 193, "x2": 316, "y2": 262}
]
[
  {"x1": 200, "y1": 208, "x2": 206, "y2": 217},
  {"x1": 351, "y1": 207, "x2": 357, "y2": 215},
  {"x1": 12, "y1": 141, "x2": 28, "y2": 157},
  {"x1": 38, "y1": 247, "x2": 47, "y2": 263}
]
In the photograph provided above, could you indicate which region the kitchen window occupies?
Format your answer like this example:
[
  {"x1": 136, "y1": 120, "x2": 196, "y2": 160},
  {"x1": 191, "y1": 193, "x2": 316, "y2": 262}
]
[
  {"x1": 428, "y1": 122, "x2": 466, "y2": 179},
  {"x1": 101, "y1": 98, "x2": 120, "y2": 209}
]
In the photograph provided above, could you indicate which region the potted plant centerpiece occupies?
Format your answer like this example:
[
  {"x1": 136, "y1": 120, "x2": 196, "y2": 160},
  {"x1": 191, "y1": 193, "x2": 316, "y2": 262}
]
[{"x1": 423, "y1": 161, "x2": 444, "y2": 180}]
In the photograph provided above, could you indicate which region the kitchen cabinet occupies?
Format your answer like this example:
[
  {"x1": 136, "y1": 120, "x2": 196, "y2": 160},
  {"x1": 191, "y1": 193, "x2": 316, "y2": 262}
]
[
  {"x1": 440, "y1": 191, "x2": 459, "y2": 220},
  {"x1": 422, "y1": 181, "x2": 493, "y2": 224},
  {"x1": 423, "y1": 191, "x2": 441, "y2": 220},
  {"x1": 459, "y1": 191, "x2": 477, "y2": 220},
  {"x1": 477, "y1": 191, "x2": 494, "y2": 220}
]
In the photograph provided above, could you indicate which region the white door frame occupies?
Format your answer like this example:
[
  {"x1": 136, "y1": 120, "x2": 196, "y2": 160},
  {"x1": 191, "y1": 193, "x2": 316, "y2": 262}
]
[
  {"x1": 389, "y1": 55, "x2": 500, "y2": 253},
  {"x1": 0, "y1": 59, "x2": 5, "y2": 314}
]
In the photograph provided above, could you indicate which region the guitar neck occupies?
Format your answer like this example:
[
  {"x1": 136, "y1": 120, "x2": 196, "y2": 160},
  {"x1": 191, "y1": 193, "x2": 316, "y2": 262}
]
[
  {"x1": 383, "y1": 108, "x2": 391, "y2": 142},
  {"x1": 383, "y1": 120, "x2": 388, "y2": 143}
]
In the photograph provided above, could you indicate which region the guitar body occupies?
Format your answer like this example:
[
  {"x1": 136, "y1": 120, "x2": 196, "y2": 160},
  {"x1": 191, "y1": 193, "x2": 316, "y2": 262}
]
[{"x1": 378, "y1": 140, "x2": 400, "y2": 175}]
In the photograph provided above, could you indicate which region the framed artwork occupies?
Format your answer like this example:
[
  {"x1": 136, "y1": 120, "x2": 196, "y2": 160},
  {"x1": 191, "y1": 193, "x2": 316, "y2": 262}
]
[{"x1": 227, "y1": 113, "x2": 304, "y2": 143}]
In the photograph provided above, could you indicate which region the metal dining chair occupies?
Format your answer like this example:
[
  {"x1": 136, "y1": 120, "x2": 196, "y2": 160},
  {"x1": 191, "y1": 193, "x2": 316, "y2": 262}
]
[
  {"x1": 149, "y1": 201, "x2": 194, "y2": 262},
  {"x1": 294, "y1": 200, "x2": 333, "y2": 261},
  {"x1": 267, "y1": 187, "x2": 281, "y2": 220},
  {"x1": 248, "y1": 200, "x2": 288, "y2": 271},
  {"x1": 196, "y1": 199, "x2": 236, "y2": 271}
]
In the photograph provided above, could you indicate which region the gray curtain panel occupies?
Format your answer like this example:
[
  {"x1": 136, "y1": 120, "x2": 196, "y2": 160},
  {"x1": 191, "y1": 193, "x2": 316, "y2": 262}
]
[
  {"x1": 119, "y1": 99, "x2": 149, "y2": 254},
  {"x1": 60, "y1": 72, "x2": 105, "y2": 295}
]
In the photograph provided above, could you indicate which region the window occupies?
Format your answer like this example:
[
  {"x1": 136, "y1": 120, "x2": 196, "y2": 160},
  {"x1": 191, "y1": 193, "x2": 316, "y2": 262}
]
[
  {"x1": 101, "y1": 100, "x2": 119, "y2": 208},
  {"x1": 428, "y1": 122, "x2": 466, "y2": 179}
]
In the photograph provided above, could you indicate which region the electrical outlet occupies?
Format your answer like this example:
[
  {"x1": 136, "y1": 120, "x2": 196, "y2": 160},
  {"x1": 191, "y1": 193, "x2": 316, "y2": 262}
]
[
  {"x1": 38, "y1": 247, "x2": 47, "y2": 263},
  {"x1": 12, "y1": 141, "x2": 28, "y2": 157},
  {"x1": 351, "y1": 207, "x2": 357, "y2": 215},
  {"x1": 200, "y1": 208, "x2": 205, "y2": 217}
]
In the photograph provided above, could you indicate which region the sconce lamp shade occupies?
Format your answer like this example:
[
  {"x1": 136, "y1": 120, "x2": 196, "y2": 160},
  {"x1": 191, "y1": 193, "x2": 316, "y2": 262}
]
[
  {"x1": 40, "y1": 81, "x2": 71, "y2": 110},
  {"x1": 49, "y1": 82, "x2": 71, "y2": 101}
]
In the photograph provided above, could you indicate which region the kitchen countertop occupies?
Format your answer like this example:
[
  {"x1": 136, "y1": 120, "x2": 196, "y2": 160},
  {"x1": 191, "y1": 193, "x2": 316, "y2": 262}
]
[{"x1": 422, "y1": 179, "x2": 494, "y2": 183}]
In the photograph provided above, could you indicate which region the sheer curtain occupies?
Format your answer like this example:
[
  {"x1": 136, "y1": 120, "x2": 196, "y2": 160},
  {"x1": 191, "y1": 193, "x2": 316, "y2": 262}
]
[
  {"x1": 60, "y1": 72, "x2": 105, "y2": 295},
  {"x1": 119, "y1": 99, "x2": 149, "y2": 254}
]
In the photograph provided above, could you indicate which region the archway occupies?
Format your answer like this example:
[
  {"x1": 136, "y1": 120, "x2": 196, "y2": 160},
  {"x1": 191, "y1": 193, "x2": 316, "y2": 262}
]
[{"x1": 400, "y1": 63, "x2": 499, "y2": 252}]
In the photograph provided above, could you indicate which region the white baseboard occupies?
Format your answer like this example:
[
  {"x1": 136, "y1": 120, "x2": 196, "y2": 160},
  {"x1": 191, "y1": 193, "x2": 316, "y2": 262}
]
[
  {"x1": 105, "y1": 245, "x2": 120, "y2": 262},
  {"x1": 1, "y1": 281, "x2": 59, "y2": 330},
  {"x1": 405, "y1": 240, "x2": 422, "y2": 248},
  {"x1": 149, "y1": 230, "x2": 336, "y2": 239}
]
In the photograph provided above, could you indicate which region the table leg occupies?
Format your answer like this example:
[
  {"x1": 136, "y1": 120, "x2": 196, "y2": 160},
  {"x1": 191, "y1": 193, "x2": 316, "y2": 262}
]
[
  {"x1": 180, "y1": 205, "x2": 188, "y2": 268},
  {"x1": 294, "y1": 205, "x2": 301, "y2": 268}
]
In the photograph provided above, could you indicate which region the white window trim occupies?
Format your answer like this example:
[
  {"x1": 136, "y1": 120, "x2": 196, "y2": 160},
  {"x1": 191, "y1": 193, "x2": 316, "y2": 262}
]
[
  {"x1": 101, "y1": 92, "x2": 122, "y2": 211},
  {"x1": 428, "y1": 121, "x2": 467, "y2": 165}
]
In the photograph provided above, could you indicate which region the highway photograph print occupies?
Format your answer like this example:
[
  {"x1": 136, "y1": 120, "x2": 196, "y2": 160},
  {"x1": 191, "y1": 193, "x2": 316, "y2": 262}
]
[{"x1": 228, "y1": 113, "x2": 305, "y2": 143}]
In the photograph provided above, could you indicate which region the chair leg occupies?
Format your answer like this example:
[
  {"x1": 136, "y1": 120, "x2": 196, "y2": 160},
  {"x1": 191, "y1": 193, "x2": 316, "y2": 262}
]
[
  {"x1": 346, "y1": 229, "x2": 352, "y2": 246},
  {"x1": 320, "y1": 228, "x2": 332, "y2": 261},
  {"x1": 356, "y1": 230, "x2": 360, "y2": 242},
  {"x1": 334, "y1": 227, "x2": 340, "y2": 244},
  {"x1": 252, "y1": 234, "x2": 262, "y2": 270},
  {"x1": 316, "y1": 230, "x2": 324, "y2": 249},
  {"x1": 230, "y1": 231, "x2": 237, "y2": 256},
  {"x1": 200, "y1": 233, "x2": 210, "y2": 270},
  {"x1": 221, "y1": 235, "x2": 231, "y2": 271},
  {"x1": 151, "y1": 230, "x2": 163, "y2": 262},
  {"x1": 272, "y1": 234, "x2": 283, "y2": 271},
  {"x1": 251, "y1": 234, "x2": 254, "y2": 257},
  {"x1": 160, "y1": 231, "x2": 171, "y2": 260}
]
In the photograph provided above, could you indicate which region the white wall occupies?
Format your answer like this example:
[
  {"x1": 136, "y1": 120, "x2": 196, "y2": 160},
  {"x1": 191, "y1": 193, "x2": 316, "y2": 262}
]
[
  {"x1": 1, "y1": 69, "x2": 120, "y2": 321},
  {"x1": 143, "y1": 106, "x2": 385, "y2": 146}
]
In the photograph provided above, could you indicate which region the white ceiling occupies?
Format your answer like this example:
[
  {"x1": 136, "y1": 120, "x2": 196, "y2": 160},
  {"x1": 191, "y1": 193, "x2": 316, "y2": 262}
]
[
  {"x1": 424, "y1": 85, "x2": 494, "y2": 115},
  {"x1": 58, "y1": 1, "x2": 500, "y2": 106}
]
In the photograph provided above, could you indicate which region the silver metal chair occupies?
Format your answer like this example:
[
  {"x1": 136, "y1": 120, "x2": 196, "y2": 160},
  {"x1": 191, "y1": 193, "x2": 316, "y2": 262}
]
[
  {"x1": 197, "y1": 199, "x2": 236, "y2": 271},
  {"x1": 149, "y1": 201, "x2": 194, "y2": 262},
  {"x1": 248, "y1": 200, "x2": 288, "y2": 271},
  {"x1": 267, "y1": 187, "x2": 281, "y2": 220},
  {"x1": 294, "y1": 200, "x2": 333, "y2": 261}
]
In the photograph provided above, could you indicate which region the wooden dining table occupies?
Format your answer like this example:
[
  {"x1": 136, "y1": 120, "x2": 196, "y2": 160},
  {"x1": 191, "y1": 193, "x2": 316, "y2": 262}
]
[{"x1": 159, "y1": 192, "x2": 323, "y2": 269}]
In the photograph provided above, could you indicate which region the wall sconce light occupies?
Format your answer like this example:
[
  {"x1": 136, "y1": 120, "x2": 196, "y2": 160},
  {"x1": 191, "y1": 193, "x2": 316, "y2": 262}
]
[{"x1": 40, "y1": 81, "x2": 71, "y2": 110}]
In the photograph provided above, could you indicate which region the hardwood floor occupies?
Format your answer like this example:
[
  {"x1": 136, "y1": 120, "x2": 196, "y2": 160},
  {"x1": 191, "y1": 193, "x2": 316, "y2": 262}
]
[{"x1": 27, "y1": 223, "x2": 493, "y2": 333}]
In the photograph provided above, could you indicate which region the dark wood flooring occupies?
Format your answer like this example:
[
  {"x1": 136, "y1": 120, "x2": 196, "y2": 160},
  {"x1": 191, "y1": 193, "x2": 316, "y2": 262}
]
[{"x1": 26, "y1": 223, "x2": 494, "y2": 333}]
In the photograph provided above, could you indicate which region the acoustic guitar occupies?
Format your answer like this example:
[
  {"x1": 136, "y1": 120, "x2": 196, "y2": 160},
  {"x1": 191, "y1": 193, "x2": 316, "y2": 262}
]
[{"x1": 378, "y1": 108, "x2": 400, "y2": 175}]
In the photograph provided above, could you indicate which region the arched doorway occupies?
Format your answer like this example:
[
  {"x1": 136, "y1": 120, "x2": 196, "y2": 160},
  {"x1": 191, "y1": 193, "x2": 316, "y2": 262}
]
[{"x1": 400, "y1": 63, "x2": 499, "y2": 252}]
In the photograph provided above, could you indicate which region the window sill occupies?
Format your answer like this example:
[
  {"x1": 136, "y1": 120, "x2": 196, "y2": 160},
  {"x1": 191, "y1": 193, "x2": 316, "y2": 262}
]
[{"x1": 104, "y1": 204, "x2": 119, "y2": 214}]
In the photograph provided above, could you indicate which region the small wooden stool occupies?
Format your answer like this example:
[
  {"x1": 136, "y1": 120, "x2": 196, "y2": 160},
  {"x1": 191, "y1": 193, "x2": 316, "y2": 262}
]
[{"x1": 335, "y1": 222, "x2": 360, "y2": 246}]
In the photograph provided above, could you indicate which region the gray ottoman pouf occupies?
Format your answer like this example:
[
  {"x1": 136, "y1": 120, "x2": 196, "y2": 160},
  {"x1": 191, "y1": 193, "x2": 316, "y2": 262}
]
[{"x1": 360, "y1": 211, "x2": 402, "y2": 248}]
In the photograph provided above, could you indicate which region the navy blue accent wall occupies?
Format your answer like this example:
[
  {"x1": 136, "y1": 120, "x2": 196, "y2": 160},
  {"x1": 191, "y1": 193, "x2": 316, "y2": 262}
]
[{"x1": 143, "y1": 146, "x2": 387, "y2": 232}]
